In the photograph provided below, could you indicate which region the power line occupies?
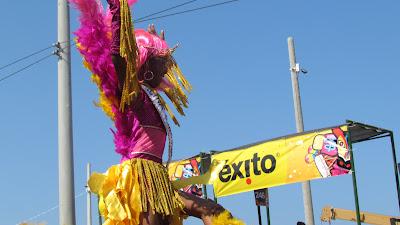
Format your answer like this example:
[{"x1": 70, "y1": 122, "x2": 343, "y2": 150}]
[
  {"x1": 0, "y1": 40, "x2": 70, "y2": 72},
  {"x1": 1, "y1": 0, "x2": 202, "y2": 74},
  {"x1": 0, "y1": 42, "x2": 75, "y2": 84},
  {"x1": 134, "y1": 0, "x2": 199, "y2": 22},
  {"x1": 0, "y1": 53, "x2": 55, "y2": 83},
  {"x1": 16, "y1": 191, "x2": 85, "y2": 225},
  {"x1": 134, "y1": 0, "x2": 239, "y2": 24},
  {"x1": 0, "y1": 0, "x2": 238, "y2": 84},
  {"x1": 1, "y1": 0, "x2": 199, "y2": 75},
  {"x1": 0, "y1": 45, "x2": 53, "y2": 72}
]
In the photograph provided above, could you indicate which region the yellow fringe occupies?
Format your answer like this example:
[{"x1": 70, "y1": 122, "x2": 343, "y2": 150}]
[
  {"x1": 88, "y1": 158, "x2": 185, "y2": 225},
  {"x1": 80, "y1": 59, "x2": 116, "y2": 121},
  {"x1": 159, "y1": 61, "x2": 192, "y2": 126},
  {"x1": 75, "y1": 38, "x2": 116, "y2": 120},
  {"x1": 157, "y1": 93, "x2": 180, "y2": 126},
  {"x1": 119, "y1": 0, "x2": 140, "y2": 112},
  {"x1": 211, "y1": 211, "x2": 246, "y2": 225},
  {"x1": 172, "y1": 63, "x2": 192, "y2": 92},
  {"x1": 91, "y1": 74, "x2": 115, "y2": 120}
]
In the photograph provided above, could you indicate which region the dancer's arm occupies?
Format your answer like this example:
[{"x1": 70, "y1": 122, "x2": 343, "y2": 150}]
[
  {"x1": 179, "y1": 191, "x2": 225, "y2": 225},
  {"x1": 179, "y1": 191, "x2": 246, "y2": 225},
  {"x1": 107, "y1": 0, "x2": 126, "y2": 98},
  {"x1": 107, "y1": 1, "x2": 165, "y2": 101}
]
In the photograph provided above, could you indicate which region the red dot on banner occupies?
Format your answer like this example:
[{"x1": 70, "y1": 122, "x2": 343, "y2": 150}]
[{"x1": 246, "y1": 178, "x2": 252, "y2": 185}]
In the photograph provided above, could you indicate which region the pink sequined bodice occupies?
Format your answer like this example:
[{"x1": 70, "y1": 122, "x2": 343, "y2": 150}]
[{"x1": 113, "y1": 90, "x2": 166, "y2": 163}]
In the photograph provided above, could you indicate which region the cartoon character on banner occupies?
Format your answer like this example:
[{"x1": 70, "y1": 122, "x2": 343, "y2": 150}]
[
  {"x1": 172, "y1": 158, "x2": 203, "y2": 197},
  {"x1": 305, "y1": 128, "x2": 352, "y2": 177}
]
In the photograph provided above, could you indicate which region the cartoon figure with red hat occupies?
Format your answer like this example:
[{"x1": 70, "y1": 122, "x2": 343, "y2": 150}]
[{"x1": 305, "y1": 128, "x2": 352, "y2": 177}]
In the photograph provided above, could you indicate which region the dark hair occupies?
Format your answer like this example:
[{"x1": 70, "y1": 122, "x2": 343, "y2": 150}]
[{"x1": 138, "y1": 56, "x2": 169, "y2": 88}]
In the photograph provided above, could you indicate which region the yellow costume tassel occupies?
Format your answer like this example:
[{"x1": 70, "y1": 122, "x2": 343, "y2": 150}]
[
  {"x1": 211, "y1": 211, "x2": 246, "y2": 225},
  {"x1": 80, "y1": 58, "x2": 116, "y2": 120},
  {"x1": 91, "y1": 74, "x2": 116, "y2": 120},
  {"x1": 156, "y1": 61, "x2": 192, "y2": 126},
  {"x1": 157, "y1": 93, "x2": 180, "y2": 126},
  {"x1": 172, "y1": 62, "x2": 192, "y2": 92},
  {"x1": 119, "y1": 0, "x2": 140, "y2": 112}
]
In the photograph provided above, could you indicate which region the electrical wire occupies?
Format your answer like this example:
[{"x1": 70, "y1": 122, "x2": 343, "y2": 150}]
[
  {"x1": 0, "y1": 0, "x2": 199, "y2": 75},
  {"x1": 0, "y1": 0, "x2": 238, "y2": 84},
  {"x1": 1, "y1": 0, "x2": 201, "y2": 74},
  {"x1": 134, "y1": 0, "x2": 239, "y2": 24},
  {"x1": 16, "y1": 191, "x2": 86, "y2": 225},
  {"x1": 0, "y1": 53, "x2": 55, "y2": 83},
  {"x1": 134, "y1": 0, "x2": 199, "y2": 22},
  {"x1": 0, "y1": 40, "x2": 70, "y2": 72},
  {"x1": 0, "y1": 42, "x2": 76, "y2": 84},
  {"x1": 0, "y1": 45, "x2": 53, "y2": 72}
]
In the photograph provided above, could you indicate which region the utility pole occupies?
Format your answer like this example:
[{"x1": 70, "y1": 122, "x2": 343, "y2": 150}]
[
  {"x1": 87, "y1": 163, "x2": 92, "y2": 225},
  {"x1": 58, "y1": 0, "x2": 76, "y2": 225},
  {"x1": 287, "y1": 37, "x2": 315, "y2": 225}
]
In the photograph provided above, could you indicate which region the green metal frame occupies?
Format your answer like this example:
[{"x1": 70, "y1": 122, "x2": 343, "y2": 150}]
[
  {"x1": 210, "y1": 150, "x2": 218, "y2": 203},
  {"x1": 390, "y1": 132, "x2": 400, "y2": 211},
  {"x1": 347, "y1": 120, "x2": 400, "y2": 212},
  {"x1": 347, "y1": 121, "x2": 362, "y2": 225},
  {"x1": 199, "y1": 152, "x2": 208, "y2": 199},
  {"x1": 257, "y1": 205, "x2": 262, "y2": 225}
]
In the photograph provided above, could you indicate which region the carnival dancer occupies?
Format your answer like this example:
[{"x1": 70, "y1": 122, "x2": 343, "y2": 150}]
[{"x1": 70, "y1": 0, "x2": 245, "y2": 224}]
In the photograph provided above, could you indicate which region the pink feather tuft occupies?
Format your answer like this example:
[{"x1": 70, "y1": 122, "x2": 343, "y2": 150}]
[
  {"x1": 68, "y1": 0, "x2": 118, "y2": 99},
  {"x1": 69, "y1": 0, "x2": 141, "y2": 157},
  {"x1": 128, "y1": 0, "x2": 138, "y2": 6}
]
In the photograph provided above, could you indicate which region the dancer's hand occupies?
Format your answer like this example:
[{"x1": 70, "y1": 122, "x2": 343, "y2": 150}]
[{"x1": 147, "y1": 24, "x2": 165, "y2": 40}]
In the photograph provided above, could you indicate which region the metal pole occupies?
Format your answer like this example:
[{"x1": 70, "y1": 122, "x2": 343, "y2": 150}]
[
  {"x1": 347, "y1": 126, "x2": 361, "y2": 225},
  {"x1": 287, "y1": 37, "x2": 315, "y2": 225},
  {"x1": 210, "y1": 151, "x2": 218, "y2": 203},
  {"x1": 389, "y1": 132, "x2": 400, "y2": 211},
  {"x1": 58, "y1": 1, "x2": 76, "y2": 225},
  {"x1": 257, "y1": 205, "x2": 262, "y2": 225},
  {"x1": 212, "y1": 187, "x2": 218, "y2": 203},
  {"x1": 98, "y1": 197, "x2": 103, "y2": 225},
  {"x1": 87, "y1": 163, "x2": 92, "y2": 225},
  {"x1": 264, "y1": 188, "x2": 271, "y2": 225}
]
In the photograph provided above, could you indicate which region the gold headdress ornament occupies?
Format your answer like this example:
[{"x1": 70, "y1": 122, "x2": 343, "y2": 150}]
[{"x1": 119, "y1": 0, "x2": 192, "y2": 126}]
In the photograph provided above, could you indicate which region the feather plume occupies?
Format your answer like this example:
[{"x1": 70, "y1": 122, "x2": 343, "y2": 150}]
[
  {"x1": 69, "y1": 0, "x2": 119, "y2": 118},
  {"x1": 212, "y1": 211, "x2": 246, "y2": 225}
]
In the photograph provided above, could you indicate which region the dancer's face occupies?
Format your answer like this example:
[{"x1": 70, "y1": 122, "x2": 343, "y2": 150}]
[{"x1": 140, "y1": 56, "x2": 170, "y2": 89}]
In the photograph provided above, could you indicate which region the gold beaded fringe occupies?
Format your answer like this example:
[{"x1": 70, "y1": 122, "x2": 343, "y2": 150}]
[{"x1": 135, "y1": 159, "x2": 184, "y2": 215}]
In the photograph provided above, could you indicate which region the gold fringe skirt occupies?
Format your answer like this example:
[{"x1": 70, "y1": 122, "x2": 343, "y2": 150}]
[{"x1": 88, "y1": 158, "x2": 185, "y2": 225}]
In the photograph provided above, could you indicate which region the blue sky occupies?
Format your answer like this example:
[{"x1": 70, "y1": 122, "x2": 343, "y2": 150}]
[{"x1": 0, "y1": 0, "x2": 399, "y2": 224}]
